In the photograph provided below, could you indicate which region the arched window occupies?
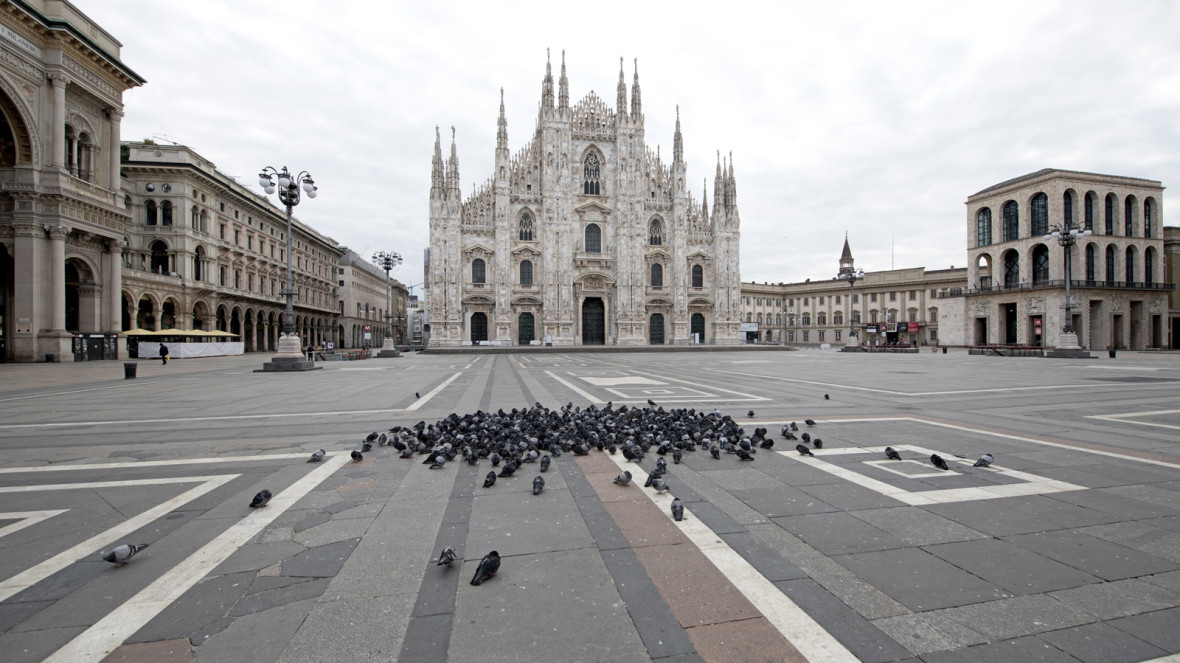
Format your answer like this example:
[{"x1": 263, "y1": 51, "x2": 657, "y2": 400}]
[
  {"x1": 1002, "y1": 201, "x2": 1019, "y2": 241},
  {"x1": 518, "y1": 211, "x2": 534, "y2": 241},
  {"x1": 1145, "y1": 247, "x2": 1156, "y2": 283},
  {"x1": 1084, "y1": 192, "x2": 1095, "y2": 230},
  {"x1": 194, "y1": 246, "x2": 205, "y2": 281},
  {"x1": 150, "y1": 240, "x2": 168, "y2": 274},
  {"x1": 200, "y1": 210, "x2": 208, "y2": 233},
  {"x1": 976, "y1": 208, "x2": 992, "y2": 246},
  {"x1": 691, "y1": 264, "x2": 703, "y2": 288},
  {"x1": 757, "y1": 313, "x2": 763, "y2": 325},
  {"x1": 776, "y1": 314, "x2": 782, "y2": 326},
  {"x1": 1125, "y1": 247, "x2": 1135, "y2": 282},
  {"x1": 1032, "y1": 245, "x2": 1049, "y2": 284},
  {"x1": 472, "y1": 258, "x2": 486, "y2": 284},
  {"x1": 1125, "y1": 197, "x2": 1135, "y2": 237},
  {"x1": 650, "y1": 263, "x2": 663, "y2": 287},
  {"x1": 1085, "y1": 244, "x2": 1096, "y2": 282},
  {"x1": 817, "y1": 312, "x2": 827, "y2": 326},
  {"x1": 1105, "y1": 194, "x2": 1115, "y2": 235},
  {"x1": 1145, "y1": 198, "x2": 1154, "y2": 238},
  {"x1": 191, "y1": 205, "x2": 199, "y2": 229},
  {"x1": 584, "y1": 223, "x2": 601, "y2": 253},
  {"x1": 145, "y1": 199, "x2": 157, "y2": 226},
  {"x1": 583, "y1": 153, "x2": 601, "y2": 195},
  {"x1": 64, "y1": 124, "x2": 76, "y2": 173},
  {"x1": 161, "y1": 201, "x2": 173, "y2": 226},
  {"x1": 1031, "y1": 193, "x2": 1048, "y2": 237},
  {"x1": 648, "y1": 218, "x2": 663, "y2": 245},
  {"x1": 833, "y1": 312, "x2": 843, "y2": 325},
  {"x1": 746, "y1": 313, "x2": 752, "y2": 322},
  {"x1": 802, "y1": 313, "x2": 811, "y2": 326},
  {"x1": 1003, "y1": 251, "x2": 1019, "y2": 287},
  {"x1": 1105, "y1": 244, "x2": 1116, "y2": 284},
  {"x1": 77, "y1": 133, "x2": 93, "y2": 181},
  {"x1": 520, "y1": 259, "x2": 533, "y2": 286},
  {"x1": 1063, "y1": 191, "x2": 1073, "y2": 227}
]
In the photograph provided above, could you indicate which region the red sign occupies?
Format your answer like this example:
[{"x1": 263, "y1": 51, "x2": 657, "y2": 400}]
[
  {"x1": 907, "y1": 322, "x2": 919, "y2": 332},
  {"x1": 363, "y1": 325, "x2": 372, "y2": 331}
]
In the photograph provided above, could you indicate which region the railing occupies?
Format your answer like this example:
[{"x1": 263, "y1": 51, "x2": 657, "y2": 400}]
[
  {"x1": 968, "y1": 345, "x2": 1045, "y2": 357},
  {"x1": 862, "y1": 344, "x2": 919, "y2": 354},
  {"x1": 964, "y1": 280, "x2": 1173, "y2": 296}
]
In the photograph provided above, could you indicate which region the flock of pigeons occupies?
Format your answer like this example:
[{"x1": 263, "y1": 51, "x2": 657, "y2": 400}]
[{"x1": 100, "y1": 399, "x2": 994, "y2": 585}]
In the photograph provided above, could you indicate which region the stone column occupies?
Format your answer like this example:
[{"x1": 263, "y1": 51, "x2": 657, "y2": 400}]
[
  {"x1": 107, "y1": 239, "x2": 124, "y2": 332},
  {"x1": 49, "y1": 74, "x2": 66, "y2": 168},
  {"x1": 107, "y1": 108, "x2": 122, "y2": 191},
  {"x1": 46, "y1": 224, "x2": 70, "y2": 330}
]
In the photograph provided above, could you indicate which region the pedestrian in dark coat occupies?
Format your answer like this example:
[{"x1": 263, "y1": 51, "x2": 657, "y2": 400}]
[{"x1": 159, "y1": 343, "x2": 168, "y2": 365}]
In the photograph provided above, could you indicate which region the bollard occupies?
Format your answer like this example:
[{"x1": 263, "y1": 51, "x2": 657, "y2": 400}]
[
  {"x1": 1108, "y1": 349, "x2": 1116, "y2": 359},
  {"x1": 942, "y1": 346, "x2": 947, "y2": 354},
  {"x1": 123, "y1": 362, "x2": 138, "y2": 379}
]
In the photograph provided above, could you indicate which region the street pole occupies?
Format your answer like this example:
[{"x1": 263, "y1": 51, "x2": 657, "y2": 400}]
[
  {"x1": 839, "y1": 267, "x2": 864, "y2": 352},
  {"x1": 1044, "y1": 220, "x2": 1091, "y2": 358},
  {"x1": 372, "y1": 251, "x2": 403, "y2": 358}
]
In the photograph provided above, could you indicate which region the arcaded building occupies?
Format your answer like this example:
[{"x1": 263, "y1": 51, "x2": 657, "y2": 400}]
[
  {"x1": 427, "y1": 52, "x2": 742, "y2": 346},
  {"x1": 964, "y1": 169, "x2": 1169, "y2": 349}
]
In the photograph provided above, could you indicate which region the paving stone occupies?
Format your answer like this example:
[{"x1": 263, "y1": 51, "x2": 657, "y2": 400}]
[
  {"x1": 602, "y1": 547, "x2": 700, "y2": 660},
  {"x1": 920, "y1": 635, "x2": 1082, "y2": 662},
  {"x1": 732, "y1": 485, "x2": 839, "y2": 518},
  {"x1": 128, "y1": 571, "x2": 254, "y2": 644},
  {"x1": 246, "y1": 576, "x2": 310, "y2": 595},
  {"x1": 280, "y1": 539, "x2": 360, "y2": 578},
  {"x1": 923, "y1": 496, "x2": 1118, "y2": 537},
  {"x1": 683, "y1": 500, "x2": 746, "y2": 534},
  {"x1": 939, "y1": 594, "x2": 1096, "y2": 640},
  {"x1": 836, "y1": 547, "x2": 1007, "y2": 612},
  {"x1": 326, "y1": 501, "x2": 384, "y2": 520},
  {"x1": 796, "y1": 480, "x2": 909, "y2": 511},
  {"x1": 850, "y1": 506, "x2": 988, "y2": 546},
  {"x1": 212, "y1": 541, "x2": 306, "y2": 575},
  {"x1": 0, "y1": 600, "x2": 52, "y2": 633},
  {"x1": 776, "y1": 578, "x2": 913, "y2": 663},
  {"x1": 871, "y1": 611, "x2": 988, "y2": 656},
  {"x1": 773, "y1": 512, "x2": 908, "y2": 555},
  {"x1": 8, "y1": 559, "x2": 106, "y2": 602},
  {"x1": 291, "y1": 510, "x2": 330, "y2": 533},
  {"x1": 321, "y1": 500, "x2": 359, "y2": 514},
  {"x1": 0, "y1": 625, "x2": 88, "y2": 663},
  {"x1": 1003, "y1": 529, "x2": 1178, "y2": 581},
  {"x1": 684, "y1": 617, "x2": 805, "y2": 663},
  {"x1": 755, "y1": 456, "x2": 847, "y2": 486},
  {"x1": 193, "y1": 598, "x2": 316, "y2": 663},
  {"x1": 1106, "y1": 607, "x2": 1180, "y2": 652},
  {"x1": 634, "y1": 542, "x2": 763, "y2": 628},
  {"x1": 395, "y1": 612, "x2": 451, "y2": 663},
  {"x1": 1106, "y1": 484, "x2": 1180, "y2": 511},
  {"x1": 1141, "y1": 570, "x2": 1180, "y2": 593},
  {"x1": 1078, "y1": 521, "x2": 1180, "y2": 563},
  {"x1": 292, "y1": 517, "x2": 372, "y2": 547},
  {"x1": 465, "y1": 490, "x2": 595, "y2": 556},
  {"x1": 1047, "y1": 488, "x2": 1178, "y2": 520},
  {"x1": 923, "y1": 538, "x2": 1100, "y2": 595},
  {"x1": 1038, "y1": 622, "x2": 1167, "y2": 663},
  {"x1": 229, "y1": 578, "x2": 331, "y2": 617},
  {"x1": 719, "y1": 531, "x2": 807, "y2": 581},
  {"x1": 1048, "y1": 578, "x2": 1180, "y2": 620},
  {"x1": 693, "y1": 467, "x2": 786, "y2": 491},
  {"x1": 603, "y1": 499, "x2": 690, "y2": 549},
  {"x1": 101, "y1": 638, "x2": 195, "y2": 663}
]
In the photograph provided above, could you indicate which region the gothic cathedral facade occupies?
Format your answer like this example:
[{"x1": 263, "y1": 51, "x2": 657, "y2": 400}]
[{"x1": 427, "y1": 53, "x2": 741, "y2": 346}]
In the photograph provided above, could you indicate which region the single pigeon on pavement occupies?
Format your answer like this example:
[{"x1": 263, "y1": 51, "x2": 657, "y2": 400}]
[
  {"x1": 540, "y1": 455, "x2": 551, "y2": 472},
  {"x1": 351, "y1": 450, "x2": 363, "y2": 462},
  {"x1": 532, "y1": 475, "x2": 545, "y2": 495},
  {"x1": 973, "y1": 453, "x2": 994, "y2": 468},
  {"x1": 671, "y1": 497, "x2": 684, "y2": 521},
  {"x1": 930, "y1": 454, "x2": 950, "y2": 471},
  {"x1": 470, "y1": 550, "x2": 501, "y2": 586},
  {"x1": 437, "y1": 546, "x2": 458, "y2": 567},
  {"x1": 308, "y1": 449, "x2": 325, "y2": 463},
  {"x1": 483, "y1": 471, "x2": 497, "y2": 488},
  {"x1": 885, "y1": 447, "x2": 902, "y2": 461},
  {"x1": 796, "y1": 443, "x2": 814, "y2": 457},
  {"x1": 249, "y1": 489, "x2": 272, "y2": 508},
  {"x1": 102, "y1": 543, "x2": 148, "y2": 567},
  {"x1": 613, "y1": 470, "x2": 632, "y2": 486}
]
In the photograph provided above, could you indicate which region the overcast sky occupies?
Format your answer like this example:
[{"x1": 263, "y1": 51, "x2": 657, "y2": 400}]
[{"x1": 84, "y1": 1, "x2": 1180, "y2": 288}]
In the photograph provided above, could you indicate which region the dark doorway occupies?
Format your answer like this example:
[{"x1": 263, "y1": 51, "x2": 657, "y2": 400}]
[
  {"x1": 1003, "y1": 303, "x2": 1018, "y2": 344},
  {"x1": 518, "y1": 312, "x2": 535, "y2": 345},
  {"x1": 65, "y1": 262, "x2": 80, "y2": 331},
  {"x1": 691, "y1": 313, "x2": 705, "y2": 343},
  {"x1": 582, "y1": 298, "x2": 605, "y2": 345},
  {"x1": 974, "y1": 317, "x2": 988, "y2": 345},
  {"x1": 471, "y1": 312, "x2": 488, "y2": 343},
  {"x1": 649, "y1": 313, "x2": 664, "y2": 345}
]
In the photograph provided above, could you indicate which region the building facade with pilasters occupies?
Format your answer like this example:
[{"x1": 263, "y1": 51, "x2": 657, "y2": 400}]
[
  {"x1": 428, "y1": 52, "x2": 742, "y2": 346},
  {"x1": 0, "y1": 0, "x2": 143, "y2": 362}
]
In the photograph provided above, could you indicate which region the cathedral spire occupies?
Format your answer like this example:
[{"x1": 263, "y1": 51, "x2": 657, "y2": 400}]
[
  {"x1": 497, "y1": 87, "x2": 508, "y2": 151},
  {"x1": 616, "y1": 57, "x2": 627, "y2": 121},
  {"x1": 446, "y1": 125, "x2": 460, "y2": 193},
  {"x1": 541, "y1": 48, "x2": 555, "y2": 113},
  {"x1": 558, "y1": 49, "x2": 569, "y2": 111},
  {"x1": 673, "y1": 105, "x2": 683, "y2": 164},
  {"x1": 727, "y1": 150, "x2": 736, "y2": 210},
  {"x1": 713, "y1": 150, "x2": 723, "y2": 215},
  {"x1": 701, "y1": 178, "x2": 710, "y2": 224},
  {"x1": 630, "y1": 58, "x2": 642, "y2": 119},
  {"x1": 431, "y1": 125, "x2": 444, "y2": 192}
]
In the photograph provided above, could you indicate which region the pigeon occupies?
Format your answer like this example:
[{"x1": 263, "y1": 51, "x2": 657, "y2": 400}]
[
  {"x1": 805, "y1": 419, "x2": 817, "y2": 427},
  {"x1": 747, "y1": 410, "x2": 756, "y2": 418},
  {"x1": 415, "y1": 391, "x2": 421, "y2": 399},
  {"x1": 824, "y1": 394, "x2": 830, "y2": 400},
  {"x1": 790, "y1": 421, "x2": 799, "y2": 431},
  {"x1": 930, "y1": 454, "x2": 950, "y2": 471},
  {"x1": 378, "y1": 433, "x2": 387, "y2": 446},
  {"x1": 366, "y1": 431, "x2": 379, "y2": 443},
  {"x1": 796, "y1": 443, "x2": 814, "y2": 456},
  {"x1": 801, "y1": 432, "x2": 811, "y2": 444},
  {"x1": 655, "y1": 457, "x2": 667, "y2": 474},
  {"x1": 672, "y1": 449, "x2": 682, "y2": 464},
  {"x1": 307, "y1": 449, "x2": 325, "y2": 463},
  {"x1": 498, "y1": 461, "x2": 516, "y2": 478},
  {"x1": 613, "y1": 470, "x2": 632, "y2": 486},
  {"x1": 736, "y1": 448, "x2": 754, "y2": 461},
  {"x1": 102, "y1": 543, "x2": 148, "y2": 567},
  {"x1": 437, "y1": 546, "x2": 458, "y2": 567},
  {"x1": 483, "y1": 471, "x2": 497, "y2": 488},
  {"x1": 429, "y1": 455, "x2": 445, "y2": 469},
  {"x1": 671, "y1": 497, "x2": 684, "y2": 521},
  {"x1": 651, "y1": 477, "x2": 669, "y2": 492},
  {"x1": 361, "y1": 441, "x2": 373, "y2": 453},
  {"x1": 351, "y1": 450, "x2": 363, "y2": 462},
  {"x1": 710, "y1": 445, "x2": 720, "y2": 460},
  {"x1": 647, "y1": 399, "x2": 657, "y2": 407},
  {"x1": 540, "y1": 455, "x2": 551, "y2": 472},
  {"x1": 490, "y1": 452, "x2": 501, "y2": 467},
  {"x1": 973, "y1": 453, "x2": 994, "y2": 468},
  {"x1": 812, "y1": 438, "x2": 823, "y2": 449},
  {"x1": 885, "y1": 447, "x2": 902, "y2": 461},
  {"x1": 644, "y1": 469, "x2": 662, "y2": 487},
  {"x1": 249, "y1": 489, "x2": 273, "y2": 508},
  {"x1": 784, "y1": 431, "x2": 798, "y2": 441},
  {"x1": 469, "y1": 550, "x2": 500, "y2": 586},
  {"x1": 532, "y1": 475, "x2": 545, "y2": 495}
]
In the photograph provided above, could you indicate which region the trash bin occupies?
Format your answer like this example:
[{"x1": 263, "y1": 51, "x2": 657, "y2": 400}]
[
  {"x1": 124, "y1": 362, "x2": 137, "y2": 379},
  {"x1": 942, "y1": 346, "x2": 947, "y2": 354},
  {"x1": 45, "y1": 354, "x2": 54, "y2": 363},
  {"x1": 1108, "y1": 349, "x2": 1116, "y2": 358}
]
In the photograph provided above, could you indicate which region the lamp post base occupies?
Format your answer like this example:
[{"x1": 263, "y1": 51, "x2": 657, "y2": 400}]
[
  {"x1": 840, "y1": 335, "x2": 866, "y2": 352},
  {"x1": 257, "y1": 332, "x2": 321, "y2": 372},
  {"x1": 1046, "y1": 332, "x2": 1091, "y2": 358},
  {"x1": 377, "y1": 336, "x2": 401, "y2": 358}
]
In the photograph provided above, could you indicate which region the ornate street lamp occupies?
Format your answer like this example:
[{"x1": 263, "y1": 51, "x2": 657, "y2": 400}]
[
  {"x1": 1043, "y1": 219, "x2": 1092, "y2": 358},
  {"x1": 838, "y1": 267, "x2": 865, "y2": 352},
  {"x1": 256, "y1": 166, "x2": 319, "y2": 372},
  {"x1": 372, "y1": 251, "x2": 403, "y2": 357}
]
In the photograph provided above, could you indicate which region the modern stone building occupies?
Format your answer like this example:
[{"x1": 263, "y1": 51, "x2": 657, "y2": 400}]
[
  {"x1": 962, "y1": 169, "x2": 1169, "y2": 349},
  {"x1": 120, "y1": 142, "x2": 342, "y2": 353},
  {"x1": 427, "y1": 52, "x2": 742, "y2": 346},
  {"x1": 741, "y1": 238, "x2": 966, "y2": 346},
  {"x1": 1165, "y1": 225, "x2": 1180, "y2": 348},
  {"x1": 338, "y1": 248, "x2": 407, "y2": 348},
  {"x1": 0, "y1": 0, "x2": 143, "y2": 362}
]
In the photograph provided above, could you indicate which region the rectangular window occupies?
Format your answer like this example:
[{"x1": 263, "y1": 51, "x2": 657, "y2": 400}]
[
  {"x1": 870, "y1": 311, "x2": 878, "y2": 322},
  {"x1": 835, "y1": 295, "x2": 841, "y2": 304},
  {"x1": 929, "y1": 310, "x2": 937, "y2": 322},
  {"x1": 835, "y1": 330, "x2": 841, "y2": 341},
  {"x1": 909, "y1": 290, "x2": 916, "y2": 300},
  {"x1": 776, "y1": 298, "x2": 781, "y2": 306},
  {"x1": 819, "y1": 296, "x2": 824, "y2": 305},
  {"x1": 930, "y1": 289, "x2": 937, "y2": 298},
  {"x1": 788, "y1": 298, "x2": 794, "y2": 306},
  {"x1": 248, "y1": 274, "x2": 254, "y2": 291},
  {"x1": 908, "y1": 311, "x2": 917, "y2": 322},
  {"x1": 234, "y1": 270, "x2": 241, "y2": 289},
  {"x1": 818, "y1": 331, "x2": 824, "y2": 342},
  {"x1": 870, "y1": 293, "x2": 877, "y2": 302},
  {"x1": 234, "y1": 230, "x2": 240, "y2": 245},
  {"x1": 219, "y1": 265, "x2": 227, "y2": 286},
  {"x1": 890, "y1": 292, "x2": 897, "y2": 301},
  {"x1": 852, "y1": 294, "x2": 859, "y2": 303},
  {"x1": 803, "y1": 297, "x2": 809, "y2": 306},
  {"x1": 803, "y1": 331, "x2": 809, "y2": 342},
  {"x1": 930, "y1": 329, "x2": 938, "y2": 340},
  {"x1": 219, "y1": 224, "x2": 226, "y2": 239}
]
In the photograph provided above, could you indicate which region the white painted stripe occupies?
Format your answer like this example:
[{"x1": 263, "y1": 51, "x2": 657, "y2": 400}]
[
  {"x1": 0, "y1": 409, "x2": 407, "y2": 430},
  {"x1": 627, "y1": 369, "x2": 773, "y2": 401},
  {"x1": 0, "y1": 476, "x2": 236, "y2": 493},
  {"x1": 1086, "y1": 409, "x2": 1180, "y2": 432},
  {"x1": 0, "y1": 474, "x2": 237, "y2": 603},
  {"x1": 44, "y1": 453, "x2": 349, "y2": 663},
  {"x1": 546, "y1": 370, "x2": 603, "y2": 404},
  {"x1": 602, "y1": 454, "x2": 860, "y2": 663},
  {"x1": 405, "y1": 372, "x2": 462, "y2": 411},
  {"x1": 0, "y1": 510, "x2": 68, "y2": 539},
  {"x1": 0, "y1": 453, "x2": 313, "y2": 474}
]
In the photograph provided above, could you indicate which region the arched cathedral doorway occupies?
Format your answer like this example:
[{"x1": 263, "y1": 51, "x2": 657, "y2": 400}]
[{"x1": 581, "y1": 298, "x2": 605, "y2": 345}]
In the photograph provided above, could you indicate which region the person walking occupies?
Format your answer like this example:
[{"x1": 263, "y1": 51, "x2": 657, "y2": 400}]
[{"x1": 159, "y1": 342, "x2": 169, "y2": 365}]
